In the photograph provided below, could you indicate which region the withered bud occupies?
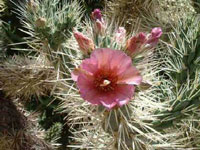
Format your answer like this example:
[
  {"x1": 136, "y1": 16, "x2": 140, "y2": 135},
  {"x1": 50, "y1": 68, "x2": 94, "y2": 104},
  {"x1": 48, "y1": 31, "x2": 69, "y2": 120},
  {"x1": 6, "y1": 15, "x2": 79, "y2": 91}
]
[{"x1": 35, "y1": 17, "x2": 46, "y2": 28}]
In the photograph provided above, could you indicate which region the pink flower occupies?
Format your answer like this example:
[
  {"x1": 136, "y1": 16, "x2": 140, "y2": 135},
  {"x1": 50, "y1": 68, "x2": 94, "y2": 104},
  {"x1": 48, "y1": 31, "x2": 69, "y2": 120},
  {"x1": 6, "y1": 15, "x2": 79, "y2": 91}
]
[
  {"x1": 72, "y1": 48, "x2": 142, "y2": 109},
  {"x1": 73, "y1": 31, "x2": 95, "y2": 54},
  {"x1": 91, "y1": 9, "x2": 103, "y2": 22},
  {"x1": 147, "y1": 27, "x2": 162, "y2": 47},
  {"x1": 126, "y1": 32, "x2": 147, "y2": 55},
  {"x1": 115, "y1": 27, "x2": 126, "y2": 43}
]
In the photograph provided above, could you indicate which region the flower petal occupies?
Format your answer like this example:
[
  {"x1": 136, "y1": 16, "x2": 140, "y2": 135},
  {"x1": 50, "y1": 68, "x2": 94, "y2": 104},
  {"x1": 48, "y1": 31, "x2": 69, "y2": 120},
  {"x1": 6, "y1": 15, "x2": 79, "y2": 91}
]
[
  {"x1": 91, "y1": 48, "x2": 133, "y2": 74},
  {"x1": 91, "y1": 48, "x2": 114, "y2": 70},
  {"x1": 80, "y1": 58, "x2": 98, "y2": 74},
  {"x1": 115, "y1": 85, "x2": 135, "y2": 107},
  {"x1": 109, "y1": 50, "x2": 132, "y2": 74},
  {"x1": 77, "y1": 73, "x2": 101, "y2": 105},
  {"x1": 117, "y1": 66, "x2": 142, "y2": 85},
  {"x1": 100, "y1": 84, "x2": 135, "y2": 109},
  {"x1": 146, "y1": 27, "x2": 162, "y2": 47},
  {"x1": 71, "y1": 68, "x2": 80, "y2": 81}
]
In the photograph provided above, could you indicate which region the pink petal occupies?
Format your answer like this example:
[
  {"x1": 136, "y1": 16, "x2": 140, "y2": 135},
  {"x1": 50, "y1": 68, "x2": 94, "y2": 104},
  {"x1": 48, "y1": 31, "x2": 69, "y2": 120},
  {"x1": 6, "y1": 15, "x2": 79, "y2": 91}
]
[
  {"x1": 94, "y1": 20, "x2": 106, "y2": 35},
  {"x1": 74, "y1": 48, "x2": 142, "y2": 109},
  {"x1": 117, "y1": 66, "x2": 142, "y2": 85},
  {"x1": 108, "y1": 50, "x2": 132, "y2": 74},
  {"x1": 80, "y1": 58, "x2": 98, "y2": 74},
  {"x1": 91, "y1": 48, "x2": 114, "y2": 70},
  {"x1": 91, "y1": 48, "x2": 132, "y2": 73},
  {"x1": 100, "y1": 84, "x2": 135, "y2": 109},
  {"x1": 71, "y1": 68, "x2": 80, "y2": 81},
  {"x1": 77, "y1": 73, "x2": 101, "y2": 105},
  {"x1": 115, "y1": 85, "x2": 135, "y2": 107},
  {"x1": 71, "y1": 67, "x2": 93, "y2": 81}
]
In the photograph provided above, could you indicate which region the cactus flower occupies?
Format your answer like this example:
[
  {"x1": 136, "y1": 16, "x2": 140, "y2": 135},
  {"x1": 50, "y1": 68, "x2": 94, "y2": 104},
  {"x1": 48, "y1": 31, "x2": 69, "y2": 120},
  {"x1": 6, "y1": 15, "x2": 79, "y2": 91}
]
[
  {"x1": 73, "y1": 31, "x2": 95, "y2": 54},
  {"x1": 71, "y1": 48, "x2": 142, "y2": 109},
  {"x1": 147, "y1": 27, "x2": 162, "y2": 47},
  {"x1": 115, "y1": 27, "x2": 126, "y2": 43},
  {"x1": 126, "y1": 32, "x2": 147, "y2": 55}
]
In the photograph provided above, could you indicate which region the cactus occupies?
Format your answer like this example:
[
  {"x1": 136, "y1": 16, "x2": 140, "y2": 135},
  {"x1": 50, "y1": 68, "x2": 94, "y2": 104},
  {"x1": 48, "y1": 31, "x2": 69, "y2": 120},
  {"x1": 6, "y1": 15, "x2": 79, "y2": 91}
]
[
  {"x1": 0, "y1": 135, "x2": 13, "y2": 150},
  {"x1": 45, "y1": 122, "x2": 63, "y2": 143},
  {"x1": 150, "y1": 15, "x2": 200, "y2": 148},
  {"x1": 60, "y1": 9, "x2": 173, "y2": 150},
  {"x1": 0, "y1": 56, "x2": 56, "y2": 99},
  {"x1": 16, "y1": 2, "x2": 167, "y2": 148},
  {"x1": 2, "y1": 0, "x2": 200, "y2": 149},
  {"x1": 0, "y1": 1, "x2": 83, "y2": 149},
  {"x1": 153, "y1": 15, "x2": 200, "y2": 128},
  {"x1": 106, "y1": 0, "x2": 195, "y2": 33},
  {"x1": 16, "y1": 0, "x2": 82, "y2": 76},
  {"x1": 0, "y1": 93, "x2": 52, "y2": 150},
  {"x1": 27, "y1": 96, "x2": 73, "y2": 149},
  {"x1": 0, "y1": 0, "x2": 30, "y2": 56}
]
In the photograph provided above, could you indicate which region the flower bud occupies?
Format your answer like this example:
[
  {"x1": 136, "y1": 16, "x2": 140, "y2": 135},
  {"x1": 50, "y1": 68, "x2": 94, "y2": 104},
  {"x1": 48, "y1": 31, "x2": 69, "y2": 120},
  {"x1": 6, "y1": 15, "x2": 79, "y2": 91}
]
[
  {"x1": 73, "y1": 31, "x2": 95, "y2": 54},
  {"x1": 115, "y1": 27, "x2": 126, "y2": 43},
  {"x1": 146, "y1": 27, "x2": 162, "y2": 47},
  {"x1": 94, "y1": 20, "x2": 106, "y2": 35},
  {"x1": 125, "y1": 32, "x2": 147, "y2": 55},
  {"x1": 91, "y1": 9, "x2": 103, "y2": 22}
]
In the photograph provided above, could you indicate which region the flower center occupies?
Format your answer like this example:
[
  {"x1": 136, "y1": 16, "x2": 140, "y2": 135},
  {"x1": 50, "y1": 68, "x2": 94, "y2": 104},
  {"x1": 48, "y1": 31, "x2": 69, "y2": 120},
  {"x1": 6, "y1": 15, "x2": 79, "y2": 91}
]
[
  {"x1": 94, "y1": 72, "x2": 117, "y2": 92},
  {"x1": 100, "y1": 79, "x2": 111, "y2": 87}
]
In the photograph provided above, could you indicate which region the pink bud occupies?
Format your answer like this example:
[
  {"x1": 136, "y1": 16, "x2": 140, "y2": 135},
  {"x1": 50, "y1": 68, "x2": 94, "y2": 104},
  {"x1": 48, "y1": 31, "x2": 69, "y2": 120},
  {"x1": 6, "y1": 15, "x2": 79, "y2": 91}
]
[
  {"x1": 126, "y1": 32, "x2": 147, "y2": 55},
  {"x1": 91, "y1": 9, "x2": 103, "y2": 22},
  {"x1": 115, "y1": 27, "x2": 126, "y2": 43},
  {"x1": 147, "y1": 27, "x2": 162, "y2": 47},
  {"x1": 73, "y1": 31, "x2": 95, "y2": 54},
  {"x1": 94, "y1": 20, "x2": 106, "y2": 35},
  {"x1": 91, "y1": 9, "x2": 106, "y2": 35}
]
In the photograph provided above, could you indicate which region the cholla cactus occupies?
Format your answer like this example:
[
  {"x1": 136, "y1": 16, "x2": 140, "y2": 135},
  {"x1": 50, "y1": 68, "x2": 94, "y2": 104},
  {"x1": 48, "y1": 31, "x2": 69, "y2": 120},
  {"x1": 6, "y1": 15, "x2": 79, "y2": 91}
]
[
  {"x1": 152, "y1": 15, "x2": 200, "y2": 148},
  {"x1": 106, "y1": 0, "x2": 195, "y2": 33},
  {"x1": 16, "y1": 0, "x2": 82, "y2": 76},
  {"x1": 0, "y1": 96, "x2": 52, "y2": 150},
  {"x1": 106, "y1": 0, "x2": 155, "y2": 31},
  {"x1": 13, "y1": 0, "x2": 200, "y2": 149},
  {"x1": 57, "y1": 9, "x2": 177, "y2": 150},
  {"x1": 45, "y1": 123, "x2": 63, "y2": 144},
  {"x1": 0, "y1": 56, "x2": 56, "y2": 99},
  {"x1": 17, "y1": 2, "x2": 167, "y2": 148}
]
